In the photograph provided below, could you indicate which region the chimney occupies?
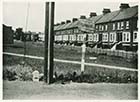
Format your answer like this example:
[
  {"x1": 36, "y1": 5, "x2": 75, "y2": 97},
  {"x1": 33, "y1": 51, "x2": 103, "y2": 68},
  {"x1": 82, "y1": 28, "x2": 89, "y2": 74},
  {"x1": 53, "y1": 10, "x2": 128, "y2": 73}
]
[
  {"x1": 66, "y1": 20, "x2": 71, "y2": 23},
  {"x1": 102, "y1": 8, "x2": 111, "y2": 15},
  {"x1": 90, "y1": 12, "x2": 97, "y2": 17},
  {"x1": 57, "y1": 23, "x2": 60, "y2": 25},
  {"x1": 61, "y1": 21, "x2": 65, "y2": 24},
  {"x1": 120, "y1": 3, "x2": 130, "y2": 10},
  {"x1": 72, "y1": 18, "x2": 78, "y2": 22},
  {"x1": 55, "y1": 23, "x2": 60, "y2": 26},
  {"x1": 80, "y1": 15, "x2": 86, "y2": 19}
]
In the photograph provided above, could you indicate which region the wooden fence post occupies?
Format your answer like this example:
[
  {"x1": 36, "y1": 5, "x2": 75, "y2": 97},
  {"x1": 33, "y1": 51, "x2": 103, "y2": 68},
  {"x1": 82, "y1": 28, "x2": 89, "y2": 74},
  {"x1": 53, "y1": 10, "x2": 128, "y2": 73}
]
[{"x1": 81, "y1": 42, "x2": 86, "y2": 72}]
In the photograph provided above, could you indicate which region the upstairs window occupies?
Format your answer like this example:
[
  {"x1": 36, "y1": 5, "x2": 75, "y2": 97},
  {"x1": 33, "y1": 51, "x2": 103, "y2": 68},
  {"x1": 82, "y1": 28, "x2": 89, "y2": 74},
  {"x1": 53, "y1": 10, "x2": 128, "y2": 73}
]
[
  {"x1": 126, "y1": 21, "x2": 129, "y2": 29},
  {"x1": 96, "y1": 25, "x2": 98, "y2": 31},
  {"x1": 113, "y1": 23, "x2": 115, "y2": 30},
  {"x1": 68, "y1": 30, "x2": 71, "y2": 34},
  {"x1": 74, "y1": 29, "x2": 79, "y2": 33},
  {"x1": 121, "y1": 22, "x2": 124, "y2": 30},
  {"x1": 105, "y1": 25, "x2": 108, "y2": 31},
  {"x1": 117, "y1": 22, "x2": 121, "y2": 30},
  {"x1": 99, "y1": 25, "x2": 102, "y2": 31},
  {"x1": 102, "y1": 25, "x2": 104, "y2": 31}
]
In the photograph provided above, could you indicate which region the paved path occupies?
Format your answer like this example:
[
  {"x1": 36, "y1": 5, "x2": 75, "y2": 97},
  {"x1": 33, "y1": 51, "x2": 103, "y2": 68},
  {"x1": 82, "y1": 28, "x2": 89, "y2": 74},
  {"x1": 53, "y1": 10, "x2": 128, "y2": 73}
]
[{"x1": 3, "y1": 52, "x2": 137, "y2": 72}]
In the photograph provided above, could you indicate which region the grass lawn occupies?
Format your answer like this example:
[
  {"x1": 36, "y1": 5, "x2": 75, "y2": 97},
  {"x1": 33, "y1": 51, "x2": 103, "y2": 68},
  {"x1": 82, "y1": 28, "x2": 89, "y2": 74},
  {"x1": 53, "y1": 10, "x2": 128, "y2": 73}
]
[
  {"x1": 3, "y1": 81, "x2": 138, "y2": 100},
  {"x1": 3, "y1": 41, "x2": 137, "y2": 68},
  {"x1": 3, "y1": 41, "x2": 138, "y2": 83}
]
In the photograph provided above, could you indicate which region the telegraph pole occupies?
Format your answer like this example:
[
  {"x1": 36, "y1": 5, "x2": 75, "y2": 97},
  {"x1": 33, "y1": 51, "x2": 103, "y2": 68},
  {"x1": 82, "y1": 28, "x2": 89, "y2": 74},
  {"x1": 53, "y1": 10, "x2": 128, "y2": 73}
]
[{"x1": 44, "y1": 2, "x2": 55, "y2": 84}]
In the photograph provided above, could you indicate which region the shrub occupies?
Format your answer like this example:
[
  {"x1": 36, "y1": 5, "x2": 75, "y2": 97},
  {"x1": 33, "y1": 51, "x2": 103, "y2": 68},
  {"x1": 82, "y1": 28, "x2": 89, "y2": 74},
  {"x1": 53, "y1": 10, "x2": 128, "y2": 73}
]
[
  {"x1": 3, "y1": 65, "x2": 33, "y2": 81},
  {"x1": 54, "y1": 69, "x2": 138, "y2": 84}
]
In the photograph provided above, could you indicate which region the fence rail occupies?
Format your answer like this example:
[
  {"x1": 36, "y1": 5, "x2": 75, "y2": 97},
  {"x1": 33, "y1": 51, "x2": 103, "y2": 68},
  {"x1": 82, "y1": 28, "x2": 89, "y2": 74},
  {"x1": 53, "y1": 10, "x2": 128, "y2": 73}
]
[
  {"x1": 56, "y1": 45, "x2": 137, "y2": 59},
  {"x1": 3, "y1": 52, "x2": 138, "y2": 72},
  {"x1": 88, "y1": 48, "x2": 137, "y2": 59}
]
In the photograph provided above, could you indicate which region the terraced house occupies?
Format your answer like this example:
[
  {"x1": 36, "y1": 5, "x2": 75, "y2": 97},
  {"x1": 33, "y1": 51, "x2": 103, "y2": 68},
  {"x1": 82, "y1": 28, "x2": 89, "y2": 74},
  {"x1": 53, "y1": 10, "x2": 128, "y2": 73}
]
[{"x1": 54, "y1": 3, "x2": 138, "y2": 51}]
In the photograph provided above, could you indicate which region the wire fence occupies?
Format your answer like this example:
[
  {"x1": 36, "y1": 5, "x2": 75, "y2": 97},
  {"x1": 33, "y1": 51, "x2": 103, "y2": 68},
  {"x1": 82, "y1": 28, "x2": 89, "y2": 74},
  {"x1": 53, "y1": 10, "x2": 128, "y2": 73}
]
[{"x1": 87, "y1": 48, "x2": 137, "y2": 59}]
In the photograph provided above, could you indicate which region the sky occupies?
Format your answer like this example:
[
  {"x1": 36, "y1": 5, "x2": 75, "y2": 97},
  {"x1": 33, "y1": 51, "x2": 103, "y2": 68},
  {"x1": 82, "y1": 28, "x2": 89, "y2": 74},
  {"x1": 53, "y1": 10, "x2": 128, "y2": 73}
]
[{"x1": 3, "y1": 1, "x2": 138, "y2": 32}]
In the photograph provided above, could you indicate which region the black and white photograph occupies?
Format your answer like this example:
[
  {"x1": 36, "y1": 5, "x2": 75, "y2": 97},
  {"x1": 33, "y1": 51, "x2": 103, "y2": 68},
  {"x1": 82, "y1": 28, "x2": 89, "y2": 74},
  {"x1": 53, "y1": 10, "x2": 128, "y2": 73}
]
[{"x1": 2, "y1": 0, "x2": 139, "y2": 100}]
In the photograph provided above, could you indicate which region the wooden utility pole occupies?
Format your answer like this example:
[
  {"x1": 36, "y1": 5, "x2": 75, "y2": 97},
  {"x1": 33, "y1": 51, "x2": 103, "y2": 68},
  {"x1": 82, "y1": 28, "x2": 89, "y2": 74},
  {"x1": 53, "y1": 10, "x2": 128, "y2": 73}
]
[{"x1": 44, "y1": 2, "x2": 55, "y2": 84}]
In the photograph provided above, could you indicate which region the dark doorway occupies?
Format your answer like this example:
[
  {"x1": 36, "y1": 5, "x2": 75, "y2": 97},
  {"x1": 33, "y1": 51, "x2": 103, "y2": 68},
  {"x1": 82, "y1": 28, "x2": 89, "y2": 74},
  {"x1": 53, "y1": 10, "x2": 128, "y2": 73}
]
[{"x1": 116, "y1": 32, "x2": 122, "y2": 42}]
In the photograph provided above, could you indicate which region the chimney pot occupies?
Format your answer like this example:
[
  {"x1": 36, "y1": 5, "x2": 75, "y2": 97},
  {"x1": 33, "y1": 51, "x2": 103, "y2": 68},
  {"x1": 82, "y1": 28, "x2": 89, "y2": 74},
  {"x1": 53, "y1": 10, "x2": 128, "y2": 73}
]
[
  {"x1": 66, "y1": 20, "x2": 71, "y2": 23},
  {"x1": 90, "y1": 12, "x2": 97, "y2": 17},
  {"x1": 61, "y1": 21, "x2": 65, "y2": 24},
  {"x1": 102, "y1": 8, "x2": 111, "y2": 15},
  {"x1": 80, "y1": 15, "x2": 86, "y2": 19},
  {"x1": 72, "y1": 18, "x2": 78, "y2": 22},
  {"x1": 55, "y1": 23, "x2": 60, "y2": 26},
  {"x1": 120, "y1": 3, "x2": 130, "y2": 10}
]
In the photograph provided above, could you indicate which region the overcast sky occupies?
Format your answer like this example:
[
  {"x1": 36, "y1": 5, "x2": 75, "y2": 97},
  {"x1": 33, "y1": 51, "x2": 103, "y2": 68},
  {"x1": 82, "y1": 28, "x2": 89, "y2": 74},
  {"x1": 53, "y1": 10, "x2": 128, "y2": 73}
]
[{"x1": 3, "y1": 1, "x2": 138, "y2": 32}]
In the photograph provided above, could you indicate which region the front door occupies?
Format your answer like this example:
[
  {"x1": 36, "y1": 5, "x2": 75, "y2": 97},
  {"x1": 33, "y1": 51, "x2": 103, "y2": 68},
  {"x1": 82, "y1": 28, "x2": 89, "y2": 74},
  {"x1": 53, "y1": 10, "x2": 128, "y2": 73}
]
[
  {"x1": 116, "y1": 32, "x2": 122, "y2": 42},
  {"x1": 99, "y1": 33, "x2": 102, "y2": 41}
]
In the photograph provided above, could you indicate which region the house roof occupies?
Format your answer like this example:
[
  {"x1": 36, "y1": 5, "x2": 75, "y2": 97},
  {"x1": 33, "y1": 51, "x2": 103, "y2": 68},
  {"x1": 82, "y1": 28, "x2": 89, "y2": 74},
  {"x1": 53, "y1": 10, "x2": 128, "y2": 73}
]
[
  {"x1": 96, "y1": 10, "x2": 120, "y2": 24},
  {"x1": 75, "y1": 15, "x2": 104, "y2": 32},
  {"x1": 111, "y1": 6, "x2": 138, "y2": 21},
  {"x1": 62, "y1": 22, "x2": 72, "y2": 30},
  {"x1": 54, "y1": 24, "x2": 63, "y2": 31},
  {"x1": 67, "y1": 20, "x2": 79, "y2": 29},
  {"x1": 54, "y1": 5, "x2": 138, "y2": 31}
]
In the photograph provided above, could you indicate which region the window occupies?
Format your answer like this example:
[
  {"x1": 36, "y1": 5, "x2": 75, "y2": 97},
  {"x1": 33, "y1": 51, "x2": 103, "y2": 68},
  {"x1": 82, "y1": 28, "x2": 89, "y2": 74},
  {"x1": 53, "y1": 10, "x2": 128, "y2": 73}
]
[
  {"x1": 126, "y1": 21, "x2": 129, "y2": 29},
  {"x1": 69, "y1": 35, "x2": 71, "y2": 41},
  {"x1": 63, "y1": 35, "x2": 66, "y2": 40},
  {"x1": 110, "y1": 34, "x2": 112, "y2": 41},
  {"x1": 99, "y1": 25, "x2": 102, "y2": 31},
  {"x1": 58, "y1": 35, "x2": 62, "y2": 41},
  {"x1": 122, "y1": 32, "x2": 130, "y2": 42},
  {"x1": 56, "y1": 31, "x2": 60, "y2": 35},
  {"x1": 72, "y1": 35, "x2": 76, "y2": 41},
  {"x1": 93, "y1": 33, "x2": 98, "y2": 41},
  {"x1": 123, "y1": 33, "x2": 126, "y2": 41},
  {"x1": 102, "y1": 33, "x2": 108, "y2": 42},
  {"x1": 88, "y1": 34, "x2": 93, "y2": 41},
  {"x1": 117, "y1": 22, "x2": 121, "y2": 30},
  {"x1": 113, "y1": 23, "x2": 115, "y2": 30},
  {"x1": 121, "y1": 22, "x2": 124, "y2": 30},
  {"x1": 102, "y1": 25, "x2": 104, "y2": 31},
  {"x1": 93, "y1": 34, "x2": 96, "y2": 41},
  {"x1": 67, "y1": 30, "x2": 70, "y2": 34},
  {"x1": 96, "y1": 25, "x2": 98, "y2": 31},
  {"x1": 105, "y1": 25, "x2": 108, "y2": 31},
  {"x1": 96, "y1": 34, "x2": 98, "y2": 41},
  {"x1": 74, "y1": 29, "x2": 79, "y2": 33},
  {"x1": 133, "y1": 31, "x2": 137, "y2": 42},
  {"x1": 110, "y1": 33, "x2": 116, "y2": 42},
  {"x1": 134, "y1": 33, "x2": 137, "y2": 39}
]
